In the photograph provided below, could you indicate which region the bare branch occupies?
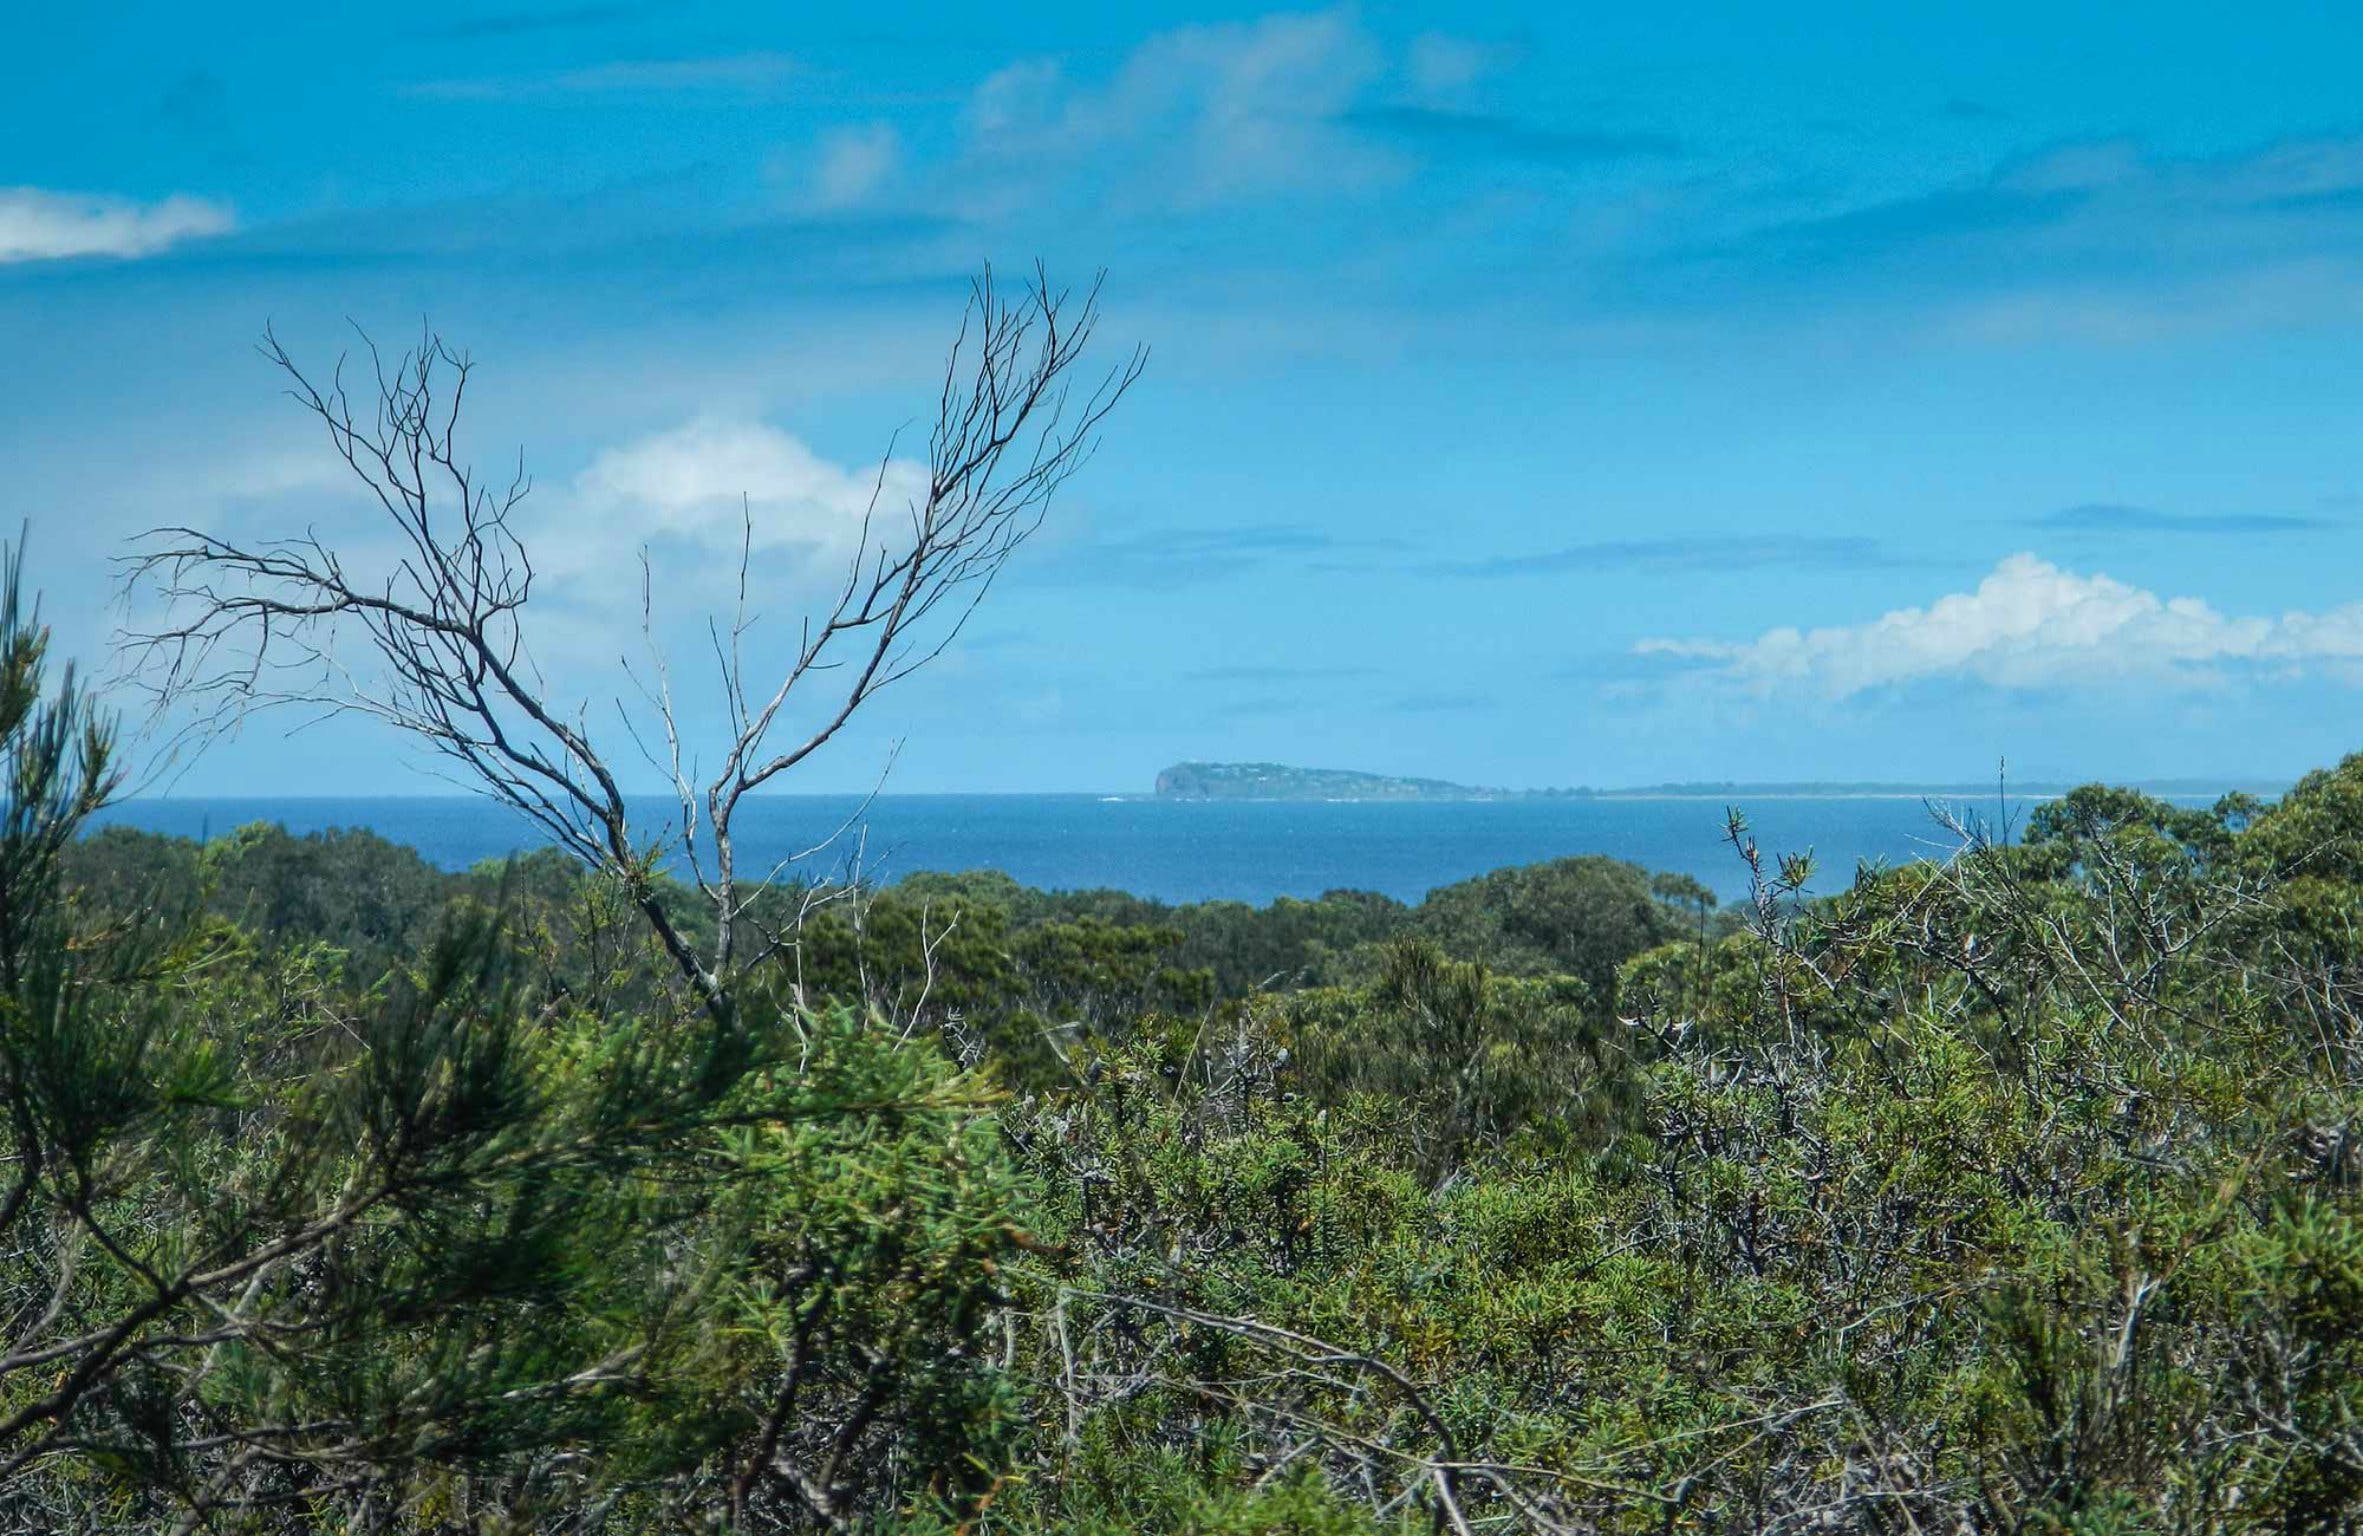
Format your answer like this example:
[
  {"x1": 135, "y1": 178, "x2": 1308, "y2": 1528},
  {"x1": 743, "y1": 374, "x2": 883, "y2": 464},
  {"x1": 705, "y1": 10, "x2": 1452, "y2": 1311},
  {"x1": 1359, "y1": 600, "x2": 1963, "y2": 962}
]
[{"x1": 121, "y1": 267, "x2": 1139, "y2": 1023}]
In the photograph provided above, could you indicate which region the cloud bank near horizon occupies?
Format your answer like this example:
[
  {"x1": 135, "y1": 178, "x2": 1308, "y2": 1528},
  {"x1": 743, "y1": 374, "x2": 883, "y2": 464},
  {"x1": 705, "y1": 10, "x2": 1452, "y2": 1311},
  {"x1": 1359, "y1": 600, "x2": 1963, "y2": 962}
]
[{"x1": 1642, "y1": 554, "x2": 2363, "y2": 698}]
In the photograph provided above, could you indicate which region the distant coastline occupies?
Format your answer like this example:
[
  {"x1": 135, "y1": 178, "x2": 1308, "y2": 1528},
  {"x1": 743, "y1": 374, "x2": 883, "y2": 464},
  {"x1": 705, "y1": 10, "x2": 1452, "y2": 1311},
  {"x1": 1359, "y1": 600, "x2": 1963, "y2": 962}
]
[{"x1": 1150, "y1": 760, "x2": 2284, "y2": 804}]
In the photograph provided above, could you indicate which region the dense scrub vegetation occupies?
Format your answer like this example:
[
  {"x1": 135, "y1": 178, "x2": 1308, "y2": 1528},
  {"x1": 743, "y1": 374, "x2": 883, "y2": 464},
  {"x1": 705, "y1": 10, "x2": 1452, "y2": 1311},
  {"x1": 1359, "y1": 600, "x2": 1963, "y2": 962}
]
[{"x1": 14, "y1": 563, "x2": 2363, "y2": 1531}]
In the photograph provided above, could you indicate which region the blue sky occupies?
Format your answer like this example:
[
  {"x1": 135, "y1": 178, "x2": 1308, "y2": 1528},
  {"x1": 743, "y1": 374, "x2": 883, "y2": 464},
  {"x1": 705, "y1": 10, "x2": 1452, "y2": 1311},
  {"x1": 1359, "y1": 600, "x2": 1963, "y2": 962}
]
[{"x1": 11, "y1": 1, "x2": 2363, "y2": 794}]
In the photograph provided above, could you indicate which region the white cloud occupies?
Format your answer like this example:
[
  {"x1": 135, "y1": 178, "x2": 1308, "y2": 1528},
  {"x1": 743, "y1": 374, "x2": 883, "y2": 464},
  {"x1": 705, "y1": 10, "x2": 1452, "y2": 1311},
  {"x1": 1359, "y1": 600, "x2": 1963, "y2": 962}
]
[
  {"x1": 559, "y1": 417, "x2": 927, "y2": 580},
  {"x1": 0, "y1": 188, "x2": 233, "y2": 263},
  {"x1": 966, "y1": 58, "x2": 1066, "y2": 142},
  {"x1": 811, "y1": 123, "x2": 901, "y2": 209},
  {"x1": 1642, "y1": 553, "x2": 2363, "y2": 697},
  {"x1": 961, "y1": 9, "x2": 1389, "y2": 208}
]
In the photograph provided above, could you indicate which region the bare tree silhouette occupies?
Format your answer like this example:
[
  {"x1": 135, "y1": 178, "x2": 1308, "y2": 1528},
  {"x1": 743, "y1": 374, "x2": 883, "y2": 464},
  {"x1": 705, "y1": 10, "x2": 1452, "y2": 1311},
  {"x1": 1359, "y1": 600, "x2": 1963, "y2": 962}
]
[{"x1": 129, "y1": 266, "x2": 1143, "y2": 1021}]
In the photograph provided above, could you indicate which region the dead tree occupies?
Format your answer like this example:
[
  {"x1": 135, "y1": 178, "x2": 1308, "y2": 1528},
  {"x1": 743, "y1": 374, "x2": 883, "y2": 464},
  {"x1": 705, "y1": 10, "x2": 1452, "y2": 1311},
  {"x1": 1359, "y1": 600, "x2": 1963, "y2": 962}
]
[{"x1": 128, "y1": 267, "x2": 1142, "y2": 1023}]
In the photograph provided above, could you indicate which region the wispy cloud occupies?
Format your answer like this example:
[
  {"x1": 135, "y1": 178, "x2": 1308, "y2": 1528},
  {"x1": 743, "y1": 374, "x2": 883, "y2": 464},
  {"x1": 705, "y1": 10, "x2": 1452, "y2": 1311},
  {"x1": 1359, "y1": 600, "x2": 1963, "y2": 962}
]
[
  {"x1": 809, "y1": 123, "x2": 902, "y2": 210},
  {"x1": 960, "y1": 10, "x2": 1387, "y2": 210},
  {"x1": 1444, "y1": 534, "x2": 1905, "y2": 578},
  {"x1": 1642, "y1": 552, "x2": 2363, "y2": 697},
  {"x1": 406, "y1": 52, "x2": 800, "y2": 100},
  {"x1": 1694, "y1": 133, "x2": 2363, "y2": 336},
  {"x1": 2030, "y1": 502, "x2": 2331, "y2": 535},
  {"x1": 1029, "y1": 524, "x2": 1382, "y2": 588},
  {"x1": 0, "y1": 188, "x2": 233, "y2": 264},
  {"x1": 950, "y1": 13, "x2": 1657, "y2": 218}
]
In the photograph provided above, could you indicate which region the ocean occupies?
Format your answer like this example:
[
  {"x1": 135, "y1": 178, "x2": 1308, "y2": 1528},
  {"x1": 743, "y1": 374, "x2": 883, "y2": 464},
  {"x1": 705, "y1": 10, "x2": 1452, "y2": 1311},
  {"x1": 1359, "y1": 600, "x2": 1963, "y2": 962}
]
[{"x1": 82, "y1": 789, "x2": 2163, "y2": 906}]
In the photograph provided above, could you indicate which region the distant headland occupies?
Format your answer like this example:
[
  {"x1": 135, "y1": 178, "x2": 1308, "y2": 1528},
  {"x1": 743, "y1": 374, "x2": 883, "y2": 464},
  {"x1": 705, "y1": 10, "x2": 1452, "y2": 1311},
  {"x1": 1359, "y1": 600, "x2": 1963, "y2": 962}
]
[{"x1": 1151, "y1": 761, "x2": 2280, "y2": 803}]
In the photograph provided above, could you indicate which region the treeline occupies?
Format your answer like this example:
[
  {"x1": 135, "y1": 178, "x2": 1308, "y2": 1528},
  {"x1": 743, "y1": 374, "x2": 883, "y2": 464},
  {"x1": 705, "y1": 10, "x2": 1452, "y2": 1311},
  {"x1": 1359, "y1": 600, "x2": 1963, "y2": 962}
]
[
  {"x1": 14, "y1": 581, "x2": 2363, "y2": 1531},
  {"x1": 66, "y1": 824, "x2": 1721, "y2": 1070}
]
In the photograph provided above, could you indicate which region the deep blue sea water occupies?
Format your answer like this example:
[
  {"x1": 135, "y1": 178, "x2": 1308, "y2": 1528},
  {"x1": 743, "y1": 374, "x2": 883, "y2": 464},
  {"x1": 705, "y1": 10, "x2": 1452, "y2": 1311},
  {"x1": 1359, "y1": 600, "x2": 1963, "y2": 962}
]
[{"x1": 83, "y1": 791, "x2": 2176, "y2": 906}]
